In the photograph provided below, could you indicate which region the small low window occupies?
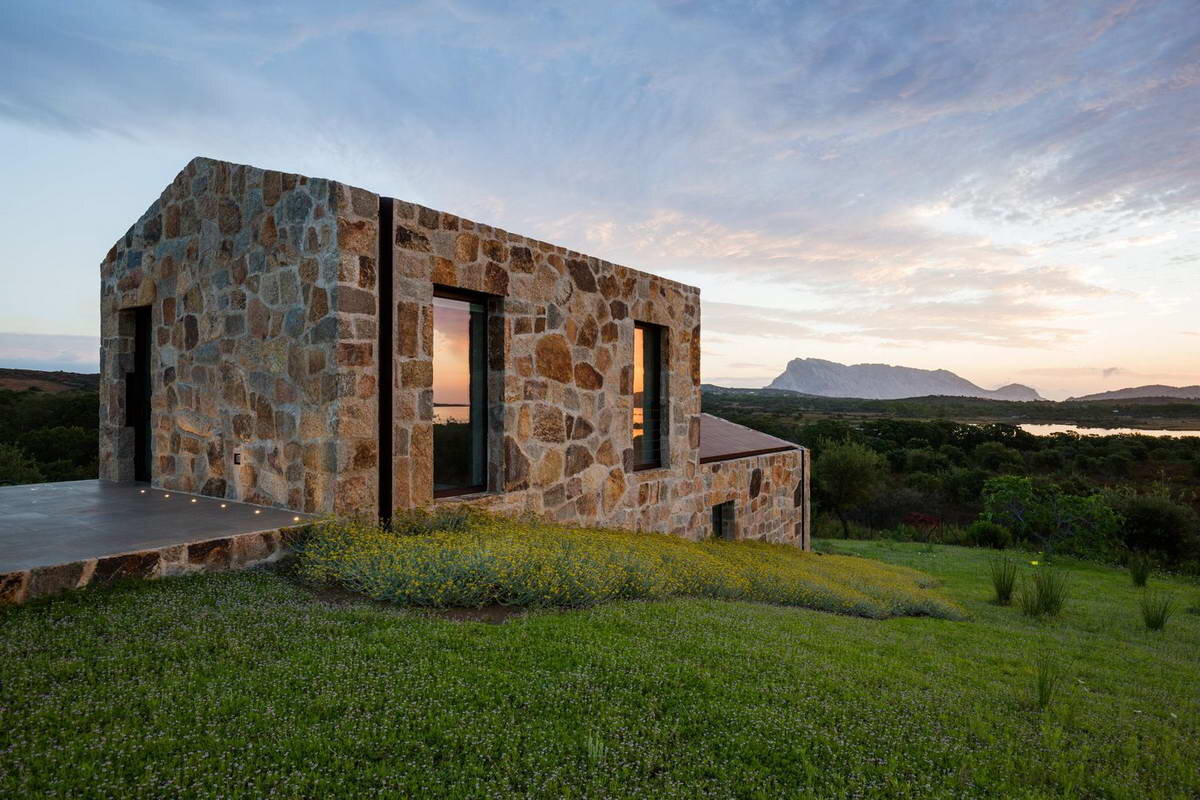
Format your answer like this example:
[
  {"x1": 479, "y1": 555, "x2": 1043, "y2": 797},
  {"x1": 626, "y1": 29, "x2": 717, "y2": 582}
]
[{"x1": 711, "y1": 500, "x2": 736, "y2": 540}]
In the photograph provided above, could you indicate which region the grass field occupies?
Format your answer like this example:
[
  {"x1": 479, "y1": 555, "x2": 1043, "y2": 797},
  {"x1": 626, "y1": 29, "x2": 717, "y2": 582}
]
[{"x1": 2, "y1": 541, "x2": 1198, "y2": 798}]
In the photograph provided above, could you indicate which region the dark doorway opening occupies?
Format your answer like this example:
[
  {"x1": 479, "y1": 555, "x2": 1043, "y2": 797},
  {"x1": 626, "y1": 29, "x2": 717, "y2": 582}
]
[{"x1": 125, "y1": 306, "x2": 152, "y2": 482}]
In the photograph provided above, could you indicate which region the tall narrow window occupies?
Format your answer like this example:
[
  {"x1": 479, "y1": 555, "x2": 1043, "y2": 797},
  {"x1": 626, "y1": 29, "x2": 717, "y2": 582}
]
[
  {"x1": 633, "y1": 322, "x2": 665, "y2": 470},
  {"x1": 432, "y1": 292, "x2": 487, "y2": 495}
]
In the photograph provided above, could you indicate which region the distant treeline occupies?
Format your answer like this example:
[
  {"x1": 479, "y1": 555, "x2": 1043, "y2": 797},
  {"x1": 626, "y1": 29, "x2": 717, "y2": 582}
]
[
  {"x1": 702, "y1": 385, "x2": 1200, "y2": 428},
  {"x1": 0, "y1": 389, "x2": 98, "y2": 484}
]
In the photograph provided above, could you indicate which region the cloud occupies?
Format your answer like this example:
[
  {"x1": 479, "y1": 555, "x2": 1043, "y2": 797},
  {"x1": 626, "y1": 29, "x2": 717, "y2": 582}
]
[
  {"x1": 0, "y1": 0, "x2": 1196, "y2": 397},
  {"x1": 1017, "y1": 365, "x2": 1195, "y2": 381},
  {"x1": 703, "y1": 296, "x2": 1085, "y2": 348},
  {"x1": 0, "y1": 333, "x2": 100, "y2": 372}
]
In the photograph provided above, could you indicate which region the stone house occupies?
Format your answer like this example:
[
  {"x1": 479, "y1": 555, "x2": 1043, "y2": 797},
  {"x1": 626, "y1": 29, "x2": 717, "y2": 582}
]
[{"x1": 99, "y1": 158, "x2": 809, "y2": 546}]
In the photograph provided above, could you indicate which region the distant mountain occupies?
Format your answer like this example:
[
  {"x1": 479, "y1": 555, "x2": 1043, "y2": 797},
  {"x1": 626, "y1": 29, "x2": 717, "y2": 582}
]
[
  {"x1": 1068, "y1": 385, "x2": 1200, "y2": 402},
  {"x1": 767, "y1": 358, "x2": 1044, "y2": 401},
  {"x1": 0, "y1": 368, "x2": 100, "y2": 393}
]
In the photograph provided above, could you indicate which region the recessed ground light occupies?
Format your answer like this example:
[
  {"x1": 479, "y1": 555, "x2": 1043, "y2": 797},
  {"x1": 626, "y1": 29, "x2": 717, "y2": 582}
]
[
  {"x1": 164, "y1": 494, "x2": 170, "y2": 498},
  {"x1": 293, "y1": 516, "x2": 300, "y2": 522},
  {"x1": 140, "y1": 489, "x2": 146, "y2": 494},
  {"x1": 190, "y1": 498, "x2": 197, "y2": 503},
  {"x1": 254, "y1": 509, "x2": 261, "y2": 514},
  {"x1": 220, "y1": 503, "x2": 227, "y2": 508}
]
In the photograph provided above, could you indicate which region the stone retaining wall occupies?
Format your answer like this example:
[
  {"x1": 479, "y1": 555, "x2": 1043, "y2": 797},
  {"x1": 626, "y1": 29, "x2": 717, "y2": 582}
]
[{"x1": 0, "y1": 526, "x2": 302, "y2": 606}]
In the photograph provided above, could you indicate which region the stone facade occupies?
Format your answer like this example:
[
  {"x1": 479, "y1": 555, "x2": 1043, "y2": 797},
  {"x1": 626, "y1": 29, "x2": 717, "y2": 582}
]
[
  {"x1": 100, "y1": 157, "x2": 808, "y2": 546},
  {"x1": 701, "y1": 449, "x2": 811, "y2": 546},
  {"x1": 383, "y1": 200, "x2": 708, "y2": 536},
  {"x1": 99, "y1": 158, "x2": 378, "y2": 514}
]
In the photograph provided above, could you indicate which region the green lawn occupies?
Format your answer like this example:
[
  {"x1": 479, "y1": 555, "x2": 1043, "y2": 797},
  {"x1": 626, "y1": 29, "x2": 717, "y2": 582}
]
[{"x1": 2, "y1": 542, "x2": 1198, "y2": 798}]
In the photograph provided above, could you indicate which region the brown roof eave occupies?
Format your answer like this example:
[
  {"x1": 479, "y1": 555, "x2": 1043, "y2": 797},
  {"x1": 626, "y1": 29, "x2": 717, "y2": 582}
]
[{"x1": 699, "y1": 444, "x2": 798, "y2": 464}]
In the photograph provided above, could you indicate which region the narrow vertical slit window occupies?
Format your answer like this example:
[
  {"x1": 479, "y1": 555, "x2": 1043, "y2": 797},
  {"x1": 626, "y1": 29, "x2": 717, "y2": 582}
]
[
  {"x1": 432, "y1": 292, "x2": 487, "y2": 495},
  {"x1": 633, "y1": 321, "x2": 665, "y2": 470}
]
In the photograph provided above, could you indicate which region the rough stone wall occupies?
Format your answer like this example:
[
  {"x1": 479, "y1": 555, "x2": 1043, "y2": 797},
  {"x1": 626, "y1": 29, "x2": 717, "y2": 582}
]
[
  {"x1": 701, "y1": 449, "x2": 810, "y2": 546},
  {"x1": 0, "y1": 525, "x2": 303, "y2": 606},
  {"x1": 385, "y1": 201, "x2": 708, "y2": 537},
  {"x1": 99, "y1": 157, "x2": 379, "y2": 514}
]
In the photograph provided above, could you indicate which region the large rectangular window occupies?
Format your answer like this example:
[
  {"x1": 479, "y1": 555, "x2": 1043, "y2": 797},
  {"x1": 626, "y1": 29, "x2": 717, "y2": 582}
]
[
  {"x1": 632, "y1": 322, "x2": 665, "y2": 470},
  {"x1": 432, "y1": 292, "x2": 487, "y2": 496}
]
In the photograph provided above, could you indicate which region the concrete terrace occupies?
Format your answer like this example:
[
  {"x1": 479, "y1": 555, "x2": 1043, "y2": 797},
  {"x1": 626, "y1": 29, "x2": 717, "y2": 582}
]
[{"x1": 0, "y1": 480, "x2": 307, "y2": 604}]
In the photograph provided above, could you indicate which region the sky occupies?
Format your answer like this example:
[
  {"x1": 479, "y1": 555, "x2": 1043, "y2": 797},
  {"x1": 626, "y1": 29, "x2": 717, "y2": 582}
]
[{"x1": 1, "y1": 0, "x2": 1197, "y2": 400}]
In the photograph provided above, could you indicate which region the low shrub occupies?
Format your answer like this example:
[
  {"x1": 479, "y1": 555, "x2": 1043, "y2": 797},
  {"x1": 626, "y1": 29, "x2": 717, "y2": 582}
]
[
  {"x1": 1113, "y1": 494, "x2": 1200, "y2": 562},
  {"x1": 1139, "y1": 590, "x2": 1177, "y2": 631},
  {"x1": 1127, "y1": 552, "x2": 1152, "y2": 587},
  {"x1": 1033, "y1": 654, "x2": 1063, "y2": 711},
  {"x1": 296, "y1": 510, "x2": 968, "y2": 620},
  {"x1": 982, "y1": 476, "x2": 1121, "y2": 561},
  {"x1": 988, "y1": 556, "x2": 1017, "y2": 605},
  {"x1": 0, "y1": 442, "x2": 43, "y2": 486},
  {"x1": 1020, "y1": 566, "x2": 1069, "y2": 617},
  {"x1": 968, "y1": 520, "x2": 1012, "y2": 549}
]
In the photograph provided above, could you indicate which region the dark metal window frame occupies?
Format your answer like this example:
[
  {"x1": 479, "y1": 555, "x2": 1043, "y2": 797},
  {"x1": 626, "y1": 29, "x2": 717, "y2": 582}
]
[
  {"x1": 432, "y1": 285, "x2": 490, "y2": 498},
  {"x1": 711, "y1": 500, "x2": 736, "y2": 540},
  {"x1": 378, "y1": 198, "x2": 394, "y2": 522},
  {"x1": 633, "y1": 321, "x2": 667, "y2": 471},
  {"x1": 125, "y1": 305, "x2": 153, "y2": 483}
]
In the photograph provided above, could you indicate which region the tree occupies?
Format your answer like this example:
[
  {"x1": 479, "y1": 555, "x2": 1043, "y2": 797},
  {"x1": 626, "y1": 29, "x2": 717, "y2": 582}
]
[
  {"x1": 1112, "y1": 494, "x2": 1200, "y2": 561},
  {"x1": 0, "y1": 443, "x2": 44, "y2": 486},
  {"x1": 815, "y1": 439, "x2": 887, "y2": 538},
  {"x1": 981, "y1": 475, "x2": 1121, "y2": 559},
  {"x1": 973, "y1": 441, "x2": 1025, "y2": 473}
]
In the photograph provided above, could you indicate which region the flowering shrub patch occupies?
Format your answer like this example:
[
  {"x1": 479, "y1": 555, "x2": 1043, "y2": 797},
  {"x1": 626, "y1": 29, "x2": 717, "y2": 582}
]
[{"x1": 295, "y1": 509, "x2": 966, "y2": 620}]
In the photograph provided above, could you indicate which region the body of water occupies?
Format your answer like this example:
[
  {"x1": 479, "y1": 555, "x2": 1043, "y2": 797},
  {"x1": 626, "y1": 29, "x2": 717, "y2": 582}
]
[
  {"x1": 1019, "y1": 423, "x2": 1200, "y2": 438},
  {"x1": 434, "y1": 404, "x2": 471, "y2": 424}
]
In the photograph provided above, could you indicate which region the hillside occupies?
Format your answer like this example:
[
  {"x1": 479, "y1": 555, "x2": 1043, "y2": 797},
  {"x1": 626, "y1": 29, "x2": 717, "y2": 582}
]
[
  {"x1": 1, "y1": 545, "x2": 1196, "y2": 798},
  {"x1": 1069, "y1": 384, "x2": 1200, "y2": 402},
  {"x1": 0, "y1": 368, "x2": 99, "y2": 393},
  {"x1": 768, "y1": 358, "x2": 1042, "y2": 401}
]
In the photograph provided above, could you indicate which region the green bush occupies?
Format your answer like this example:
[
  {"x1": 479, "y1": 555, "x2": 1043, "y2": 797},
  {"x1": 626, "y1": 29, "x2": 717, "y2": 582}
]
[
  {"x1": 942, "y1": 466, "x2": 988, "y2": 503},
  {"x1": 1033, "y1": 654, "x2": 1063, "y2": 711},
  {"x1": 982, "y1": 476, "x2": 1121, "y2": 560},
  {"x1": 1112, "y1": 494, "x2": 1200, "y2": 562},
  {"x1": 903, "y1": 448, "x2": 951, "y2": 474},
  {"x1": 0, "y1": 443, "x2": 43, "y2": 486},
  {"x1": 1139, "y1": 590, "x2": 1177, "y2": 631},
  {"x1": 1127, "y1": 552, "x2": 1152, "y2": 587},
  {"x1": 296, "y1": 510, "x2": 968, "y2": 620},
  {"x1": 1020, "y1": 566, "x2": 1069, "y2": 617},
  {"x1": 16, "y1": 425, "x2": 96, "y2": 472},
  {"x1": 988, "y1": 555, "x2": 1017, "y2": 605},
  {"x1": 974, "y1": 441, "x2": 1025, "y2": 473},
  {"x1": 968, "y1": 520, "x2": 1012, "y2": 549}
]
